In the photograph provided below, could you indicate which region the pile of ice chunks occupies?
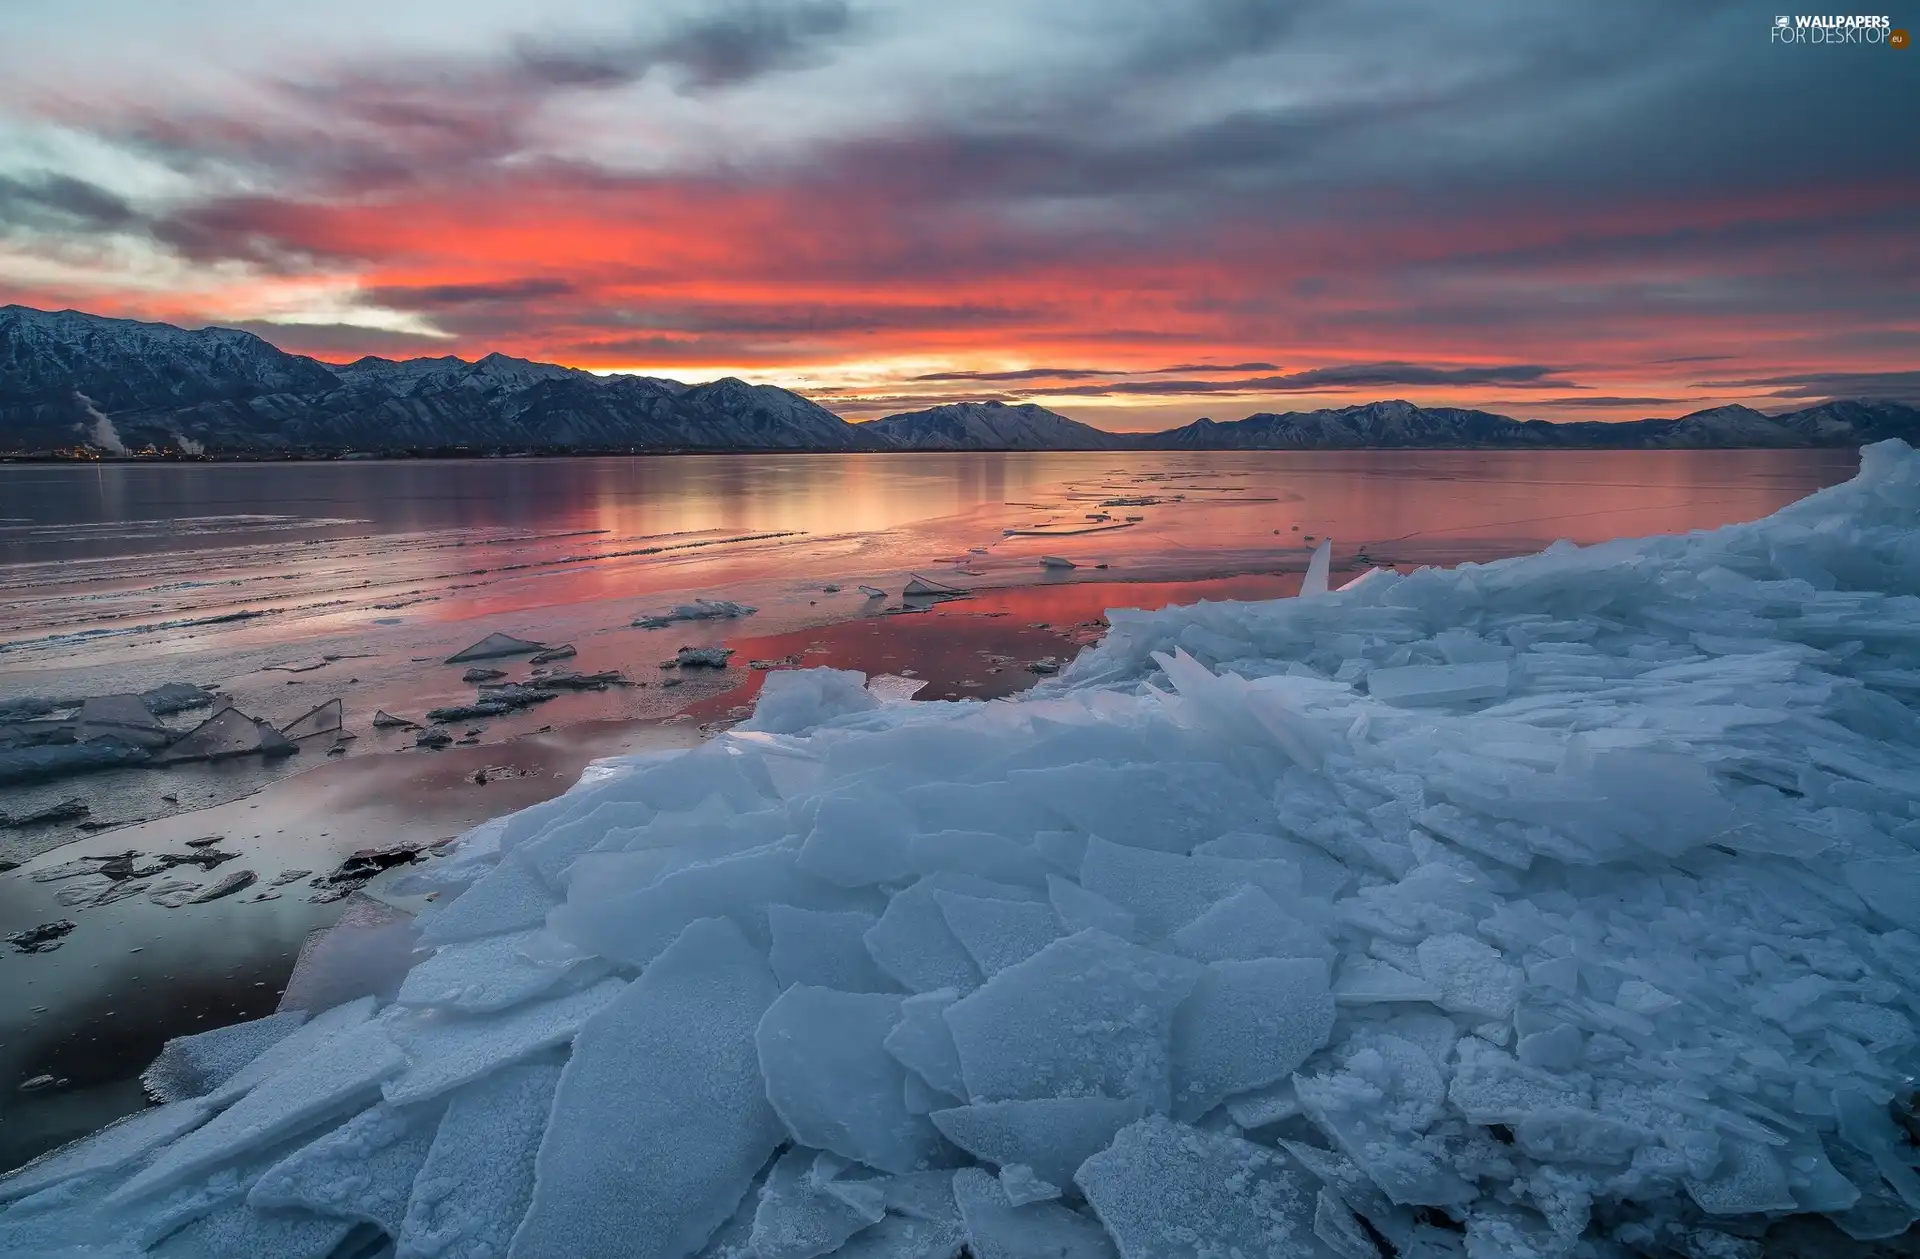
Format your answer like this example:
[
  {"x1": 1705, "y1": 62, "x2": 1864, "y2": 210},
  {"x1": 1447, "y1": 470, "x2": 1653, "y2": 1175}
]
[{"x1": 5, "y1": 440, "x2": 1919, "y2": 1258}]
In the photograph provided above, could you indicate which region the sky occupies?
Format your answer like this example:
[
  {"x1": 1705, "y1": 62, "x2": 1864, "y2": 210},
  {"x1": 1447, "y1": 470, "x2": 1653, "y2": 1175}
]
[{"x1": 1, "y1": 1, "x2": 1915, "y2": 430}]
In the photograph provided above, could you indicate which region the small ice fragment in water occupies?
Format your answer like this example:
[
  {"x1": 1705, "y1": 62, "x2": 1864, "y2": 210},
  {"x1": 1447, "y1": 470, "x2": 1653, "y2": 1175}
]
[
  {"x1": 280, "y1": 698, "x2": 343, "y2": 740},
  {"x1": 676, "y1": 646, "x2": 736, "y2": 668},
  {"x1": 903, "y1": 575, "x2": 965, "y2": 598},
  {"x1": 372, "y1": 710, "x2": 418, "y2": 728},
  {"x1": 858, "y1": 585, "x2": 887, "y2": 598},
  {"x1": 1039, "y1": 556, "x2": 1075, "y2": 569},
  {"x1": 462, "y1": 667, "x2": 507, "y2": 682},
  {"x1": 160, "y1": 708, "x2": 295, "y2": 763},
  {"x1": 634, "y1": 599, "x2": 757, "y2": 629},
  {"x1": 1301, "y1": 537, "x2": 1332, "y2": 597},
  {"x1": 445, "y1": 632, "x2": 548, "y2": 663}
]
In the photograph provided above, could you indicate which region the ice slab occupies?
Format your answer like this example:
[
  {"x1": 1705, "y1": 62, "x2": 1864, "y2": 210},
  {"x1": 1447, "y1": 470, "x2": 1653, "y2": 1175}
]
[
  {"x1": 929, "y1": 1096, "x2": 1147, "y2": 1190},
  {"x1": 397, "y1": 928, "x2": 602, "y2": 1013},
  {"x1": 1301, "y1": 538, "x2": 1333, "y2": 598},
  {"x1": 1078, "y1": 836, "x2": 1301, "y2": 937},
  {"x1": 1170, "y1": 957, "x2": 1335, "y2": 1121},
  {"x1": 749, "y1": 1146, "x2": 884, "y2": 1259},
  {"x1": 769, "y1": 904, "x2": 894, "y2": 993},
  {"x1": 1415, "y1": 933, "x2": 1520, "y2": 1021},
  {"x1": 113, "y1": 1019, "x2": 406, "y2": 1203},
  {"x1": 951, "y1": 1167, "x2": 1113, "y2": 1259},
  {"x1": 1171, "y1": 884, "x2": 1333, "y2": 965},
  {"x1": 1365, "y1": 661, "x2": 1510, "y2": 707},
  {"x1": 249, "y1": 1099, "x2": 443, "y2": 1233},
  {"x1": 446, "y1": 632, "x2": 548, "y2": 663},
  {"x1": 510, "y1": 918, "x2": 783, "y2": 1259},
  {"x1": 883, "y1": 988, "x2": 968, "y2": 1100},
  {"x1": 634, "y1": 599, "x2": 757, "y2": 629},
  {"x1": 148, "y1": 1197, "x2": 357, "y2": 1259},
  {"x1": 0, "y1": 1098, "x2": 210, "y2": 1204},
  {"x1": 397, "y1": 1060, "x2": 562, "y2": 1259},
  {"x1": 159, "y1": 706, "x2": 296, "y2": 763},
  {"x1": 1076, "y1": 1117, "x2": 1325, "y2": 1259},
  {"x1": 757, "y1": 985, "x2": 942, "y2": 1173},
  {"x1": 280, "y1": 698, "x2": 344, "y2": 740},
  {"x1": 933, "y1": 891, "x2": 1061, "y2": 975},
  {"x1": 75, "y1": 693, "x2": 171, "y2": 747},
  {"x1": 945, "y1": 929, "x2": 1200, "y2": 1110},
  {"x1": 744, "y1": 668, "x2": 882, "y2": 736},
  {"x1": 142, "y1": 1010, "x2": 308, "y2": 1103},
  {"x1": 384, "y1": 978, "x2": 625, "y2": 1106}
]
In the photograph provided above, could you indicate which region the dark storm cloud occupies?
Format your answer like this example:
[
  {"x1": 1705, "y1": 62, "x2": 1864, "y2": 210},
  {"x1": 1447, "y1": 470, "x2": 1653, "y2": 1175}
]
[
  {"x1": 910, "y1": 367, "x2": 1119, "y2": 382},
  {"x1": 363, "y1": 278, "x2": 577, "y2": 306},
  {"x1": 1694, "y1": 371, "x2": 1920, "y2": 403},
  {"x1": 512, "y1": 1, "x2": 856, "y2": 92},
  {"x1": 0, "y1": 172, "x2": 138, "y2": 231},
  {"x1": 1482, "y1": 396, "x2": 1679, "y2": 410},
  {"x1": 1035, "y1": 363, "x2": 1579, "y2": 397}
]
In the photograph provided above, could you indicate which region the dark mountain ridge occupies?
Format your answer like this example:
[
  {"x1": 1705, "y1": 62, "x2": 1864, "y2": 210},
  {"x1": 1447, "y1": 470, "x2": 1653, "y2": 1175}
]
[{"x1": 3, "y1": 306, "x2": 1914, "y2": 454}]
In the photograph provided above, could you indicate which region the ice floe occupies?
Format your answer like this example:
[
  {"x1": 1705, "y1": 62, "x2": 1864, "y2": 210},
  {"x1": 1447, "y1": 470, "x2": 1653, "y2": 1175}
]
[{"x1": 7, "y1": 440, "x2": 1920, "y2": 1256}]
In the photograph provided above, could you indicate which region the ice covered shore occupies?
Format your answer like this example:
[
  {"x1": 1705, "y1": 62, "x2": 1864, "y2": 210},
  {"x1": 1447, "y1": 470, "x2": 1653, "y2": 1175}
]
[{"x1": 5, "y1": 442, "x2": 1920, "y2": 1259}]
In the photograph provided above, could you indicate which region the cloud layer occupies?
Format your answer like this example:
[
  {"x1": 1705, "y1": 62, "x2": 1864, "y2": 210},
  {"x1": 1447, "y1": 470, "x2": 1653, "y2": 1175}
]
[{"x1": 2, "y1": 0, "x2": 1914, "y2": 425}]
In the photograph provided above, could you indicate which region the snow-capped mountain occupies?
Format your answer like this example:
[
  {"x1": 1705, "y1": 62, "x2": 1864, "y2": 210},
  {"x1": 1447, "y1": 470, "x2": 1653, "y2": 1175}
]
[
  {"x1": 3, "y1": 306, "x2": 1914, "y2": 454},
  {"x1": 0, "y1": 306, "x2": 878, "y2": 453},
  {"x1": 861, "y1": 400, "x2": 1129, "y2": 450}
]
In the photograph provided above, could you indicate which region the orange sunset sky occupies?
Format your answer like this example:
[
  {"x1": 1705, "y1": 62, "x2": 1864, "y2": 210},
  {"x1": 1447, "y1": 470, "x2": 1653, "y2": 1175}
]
[{"x1": 1, "y1": 2, "x2": 1914, "y2": 429}]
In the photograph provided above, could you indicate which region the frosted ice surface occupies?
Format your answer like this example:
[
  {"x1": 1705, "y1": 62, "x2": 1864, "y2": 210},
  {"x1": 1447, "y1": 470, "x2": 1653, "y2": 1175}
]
[
  {"x1": 909, "y1": 830, "x2": 1051, "y2": 887},
  {"x1": 1331, "y1": 958, "x2": 1441, "y2": 1006},
  {"x1": 928, "y1": 1097, "x2": 1147, "y2": 1189},
  {"x1": 1512, "y1": 1109, "x2": 1647, "y2": 1166},
  {"x1": 204, "y1": 997, "x2": 377, "y2": 1106},
  {"x1": 770, "y1": 904, "x2": 894, "y2": 992},
  {"x1": 397, "y1": 1060, "x2": 561, "y2": 1259},
  {"x1": 1844, "y1": 857, "x2": 1920, "y2": 932},
  {"x1": 510, "y1": 919, "x2": 782, "y2": 1259},
  {"x1": 398, "y1": 928, "x2": 602, "y2": 1013},
  {"x1": 798, "y1": 792, "x2": 919, "y2": 887},
  {"x1": 1046, "y1": 875, "x2": 1136, "y2": 938},
  {"x1": 933, "y1": 891, "x2": 1061, "y2": 975},
  {"x1": 832, "y1": 1211, "x2": 966, "y2": 1259},
  {"x1": 997, "y1": 1164, "x2": 1060, "y2": 1206},
  {"x1": 882, "y1": 988, "x2": 967, "y2": 1100},
  {"x1": 1009, "y1": 762, "x2": 1274, "y2": 854},
  {"x1": 0, "y1": 1098, "x2": 210, "y2": 1204},
  {"x1": 749, "y1": 1147, "x2": 883, "y2": 1259},
  {"x1": 1685, "y1": 1138, "x2": 1799, "y2": 1215},
  {"x1": 1225, "y1": 1080, "x2": 1303, "y2": 1130},
  {"x1": 249, "y1": 1099, "x2": 442, "y2": 1232},
  {"x1": 1445, "y1": 1039, "x2": 1589, "y2": 1126},
  {"x1": 1078, "y1": 836, "x2": 1301, "y2": 937},
  {"x1": 1365, "y1": 662, "x2": 1509, "y2": 707},
  {"x1": 1170, "y1": 958, "x2": 1334, "y2": 1121},
  {"x1": 384, "y1": 978, "x2": 625, "y2": 1106},
  {"x1": 416, "y1": 857, "x2": 557, "y2": 946},
  {"x1": 1415, "y1": 933, "x2": 1520, "y2": 1021},
  {"x1": 1171, "y1": 885, "x2": 1333, "y2": 965},
  {"x1": 1295, "y1": 1034, "x2": 1475, "y2": 1207},
  {"x1": 951, "y1": 1167, "x2": 1114, "y2": 1259},
  {"x1": 863, "y1": 878, "x2": 986, "y2": 994},
  {"x1": 148, "y1": 1197, "x2": 356, "y2": 1259},
  {"x1": 1076, "y1": 1117, "x2": 1326, "y2": 1259},
  {"x1": 114, "y1": 1019, "x2": 406, "y2": 1203},
  {"x1": 741, "y1": 667, "x2": 882, "y2": 735},
  {"x1": 141, "y1": 1010, "x2": 308, "y2": 1103},
  {"x1": 944, "y1": 930, "x2": 1200, "y2": 1109},
  {"x1": 550, "y1": 842, "x2": 866, "y2": 969},
  {"x1": 757, "y1": 985, "x2": 941, "y2": 1173}
]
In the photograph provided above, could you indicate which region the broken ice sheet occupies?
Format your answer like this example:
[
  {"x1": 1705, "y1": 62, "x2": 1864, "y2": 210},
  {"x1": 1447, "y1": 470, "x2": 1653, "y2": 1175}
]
[
  {"x1": 382, "y1": 977, "x2": 625, "y2": 1106},
  {"x1": 396, "y1": 928, "x2": 603, "y2": 1014},
  {"x1": 749, "y1": 1146, "x2": 883, "y2": 1259},
  {"x1": 395, "y1": 1059, "x2": 561, "y2": 1259},
  {"x1": 929, "y1": 1096, "x2": 1146, "y2": 1190},
  {"x1": 952, "y1": 1167, "x2": 1113, "y2": 1259}
]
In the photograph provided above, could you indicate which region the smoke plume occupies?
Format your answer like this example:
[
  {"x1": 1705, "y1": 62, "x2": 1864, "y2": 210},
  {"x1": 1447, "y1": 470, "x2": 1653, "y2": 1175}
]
[{"x1": 75, "y1": 392, "x2": 128, "y2": 455}]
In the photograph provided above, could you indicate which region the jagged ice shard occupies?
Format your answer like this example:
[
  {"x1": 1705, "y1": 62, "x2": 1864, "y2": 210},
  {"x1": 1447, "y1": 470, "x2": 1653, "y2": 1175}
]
[{"x1": 6, "y1": 440, "x2": 1920, "y2": 1257}]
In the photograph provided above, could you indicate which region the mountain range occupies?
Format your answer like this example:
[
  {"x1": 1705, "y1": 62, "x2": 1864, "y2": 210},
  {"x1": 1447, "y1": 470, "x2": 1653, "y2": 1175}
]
[{"x1": 3, "y1": 305, "x2": 1915, "y2": 455}]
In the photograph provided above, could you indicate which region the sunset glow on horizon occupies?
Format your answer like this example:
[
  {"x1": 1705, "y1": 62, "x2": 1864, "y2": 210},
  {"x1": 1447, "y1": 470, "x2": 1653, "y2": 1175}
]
[{"x1": 2, "y1": 1, "x2": 1914, "y2": 430}]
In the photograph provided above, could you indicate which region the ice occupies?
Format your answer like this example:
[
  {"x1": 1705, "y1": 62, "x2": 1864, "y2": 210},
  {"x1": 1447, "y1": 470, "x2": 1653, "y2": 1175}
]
[
  {"x1": 757, "y1": 985, "x2": 942, "y2": 1173},
  {"x1": 382, "y1": 978, "x2": 622, "y2": 1108},
  {"x1": 903, "y1": 575, "x2": 965, "y2": 598},
  {"x1": 1302, "y1": 538, "x2": 1333, "y2": 598},
  {"x1": 882, "y1": 988, "x2": 968, "y2": 1100},
  {"x1": 928, "y1": 1096, "x2": 1147, "y2": 1189},
  {"x1": 951, "y1": 1167, "x2": 1113, "y2": 1259},
  {"x1": 634, "y1": 598, "x2": 758, "y2": 629},
  {"x1": 446, "y1": 632, "x2": 547, "y2": 662},
  {"x1": 75, "y1": 693, "x2": 171, "y2": 747},
  {"x1": 397, "y1": 1060, "x2": 561, "y2": 1259},
  {"x1": 748, "y1": 1147, "x2": 884, "y2": 1259},
  {"x1": 113, "y1": 1019, "x2": 407, "y2": 1203},
  {"x1": 944, "y1": 929, "x2": 1200, "y2": 1109},
  {"x1": 0, "y1": 1098, "x2": 210, "y2": 1203},
  {"x1": 1171, "y1": 884, "x2": 1334, "y2": 965},
  {"x1": 743, "y1": 668, "x2": 881, "y2": 735},
  {"x1": 1415, "y1": 933, "x2": 1521, "y2": 1021},
  {"x1": 280, "y1": 697, "x2": 344, "y2": 740},
  {"x1": 141, "y1": 681, "x2": 217, "y2": 714},
  {"x1": 1075, "y1": 1117, "x2": 1324, "y2": 1259},
  {"x1": 511, "y1": 918, "x2": 783, "y2": 1259},
  {"x1": 47, "y1": 442, "x2": 1920, "y2": 1253},
  {"x1": 249, "y1": 1099, "x2": 442, "y2": 1232},
  {"x1": 158, "y1": 706, "x2": 296, "y2": 762},
  {"x1": 148, "y1": 1197, "x2": 357, "y2": 1259},
  {"x1": 142, "y1": 1010, "x2": 309, "y2": 1102},
  {"x1": 1364, "y1": 661, "x2": 1511, "y2": 707},
  {"x1": 770, "y1": 904, "x2": 895, "y2": 992},
  {"x1": 933, "y1": 891, "x2": 1061, "y2": 975},
  {"x1": 1170, "y1": 957, "x2": 1335, "y2": 1121},
  {"x1": 397, "y1": 928, "x2": 603, "y2": 1013}
]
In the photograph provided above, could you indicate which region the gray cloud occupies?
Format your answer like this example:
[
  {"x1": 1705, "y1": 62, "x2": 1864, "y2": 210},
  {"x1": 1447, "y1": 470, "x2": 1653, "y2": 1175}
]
[
  {"x1": 1155, "y1": 362, "x2": 1280, "y2": 373},
  {"x1": 1035, "y1": 362, "x2": 1579, "y2": 397},
  {"x1": 0, "y1": 172, "x2": 138, "y2": 232},
  {"x1": 513, "y1": 1, "x2": 855, "y2": 92},
  {"x1": 1693, "y1": 371, "x2": 1920, "y2": 403},
  {"x1": 363, "y1": 278, "x2": 577, "y2": 306},
  {"x1": 910, "y1": 367, "x2": 1118, "y2": 382}
]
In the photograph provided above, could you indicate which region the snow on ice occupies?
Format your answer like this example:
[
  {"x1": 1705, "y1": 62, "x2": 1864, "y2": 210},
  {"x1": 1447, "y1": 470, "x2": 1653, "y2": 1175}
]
[{"x1": 6, "y1": 440, "x2": 1920, "y2": 1257}]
